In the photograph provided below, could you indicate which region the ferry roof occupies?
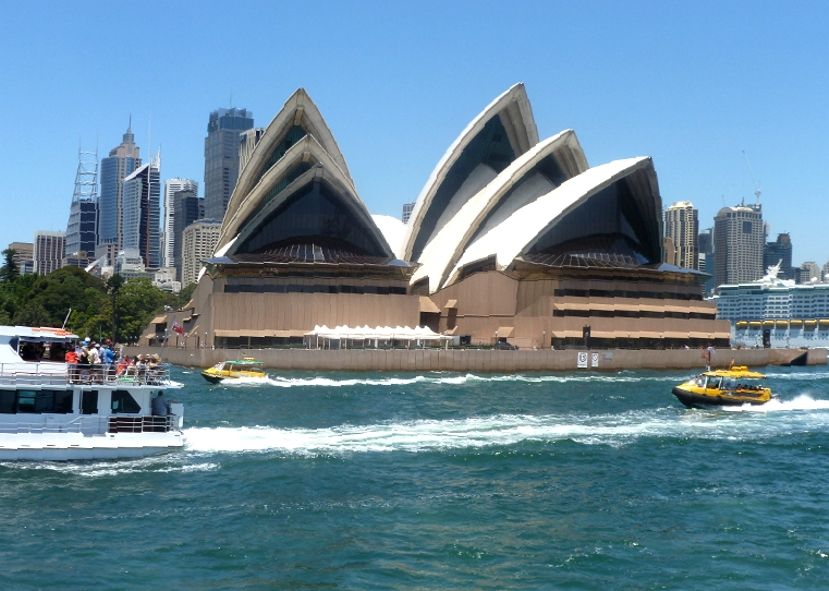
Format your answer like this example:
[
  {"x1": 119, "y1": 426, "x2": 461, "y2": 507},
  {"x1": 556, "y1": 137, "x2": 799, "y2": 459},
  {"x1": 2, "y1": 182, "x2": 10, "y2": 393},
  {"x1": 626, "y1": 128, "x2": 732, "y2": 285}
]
[
  {"x1": 0, "y1": 326, "x2": 79, "y2": 340},
  {"x1": 703, "y1": 366, "x2": 766, "y2": 379}
]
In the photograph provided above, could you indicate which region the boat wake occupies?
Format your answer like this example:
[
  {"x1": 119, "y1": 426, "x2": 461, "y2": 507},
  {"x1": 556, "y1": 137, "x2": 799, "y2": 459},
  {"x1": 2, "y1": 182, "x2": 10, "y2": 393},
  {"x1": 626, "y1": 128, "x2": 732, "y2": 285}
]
[
  {"x1": 722, "y1": 394, "x2": 829, "y2": 413},
  {"x1": 182, "y1": 399, "x2": 829, "y2": 456},
  {"x1": 219, "y1": 372, "x2": 683, "y2": 389}
]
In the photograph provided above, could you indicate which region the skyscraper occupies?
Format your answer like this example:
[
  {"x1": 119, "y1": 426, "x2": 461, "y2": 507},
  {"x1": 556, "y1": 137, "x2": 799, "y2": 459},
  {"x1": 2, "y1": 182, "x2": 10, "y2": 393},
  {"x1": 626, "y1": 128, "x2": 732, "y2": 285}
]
[
  {"x1": 713, "y1": 203, "x2": 764, "y2": 288},
  {"x1": 7, "y1": 241, "x2": 34, "y2": 276},
  {"x1": 763, "y1": 232, "x2": 793, "y2": 280},
  {"x1": 122, "y1": 154, "x2": 161, "y2": 269},
  {"x1": 34, "y1": 231, "x2": 65, "y2": 276},
  {"x1": 663, "y1": 201, "x2": 699, "y2": 270},
  {"x1": 172, "y1": 190, "x2": 204, "y2": 280},
  {"x1": 97, "y1": 122, "x2": 141, "y2": 260},
  {"x1": 181, "y1": 219, "x2": 221, "y2": 286},
  {"x1": 204, "y1": 107, "x2": 254, "y2": 221},
  {"x1": 162, "y1": 178, "x2": 198, "y2": 268},
  {"x1": 65, "y1": 148, "x2": 99, "y2": 259}
]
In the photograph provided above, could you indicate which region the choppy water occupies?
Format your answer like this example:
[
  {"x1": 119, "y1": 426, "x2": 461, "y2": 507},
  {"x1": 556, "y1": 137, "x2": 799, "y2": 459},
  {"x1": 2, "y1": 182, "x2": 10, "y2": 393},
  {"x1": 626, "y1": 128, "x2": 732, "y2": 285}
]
[{"x1": 3, "y1": 366, "x2": 829, "y2": 589}]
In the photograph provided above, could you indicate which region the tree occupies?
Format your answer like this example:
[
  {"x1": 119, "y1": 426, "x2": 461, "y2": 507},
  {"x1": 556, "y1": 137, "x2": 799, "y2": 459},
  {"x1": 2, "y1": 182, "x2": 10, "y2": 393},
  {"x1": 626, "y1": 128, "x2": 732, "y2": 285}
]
[
  {"x1": 0, "y1": 248, "x2": 19, "y2": 282},
  {"x1": 115, "y1": 278, "x2": 168, "y2": 344},
  {"x1": 106, "y1": 274, "x2": 125, "y2": 342}
]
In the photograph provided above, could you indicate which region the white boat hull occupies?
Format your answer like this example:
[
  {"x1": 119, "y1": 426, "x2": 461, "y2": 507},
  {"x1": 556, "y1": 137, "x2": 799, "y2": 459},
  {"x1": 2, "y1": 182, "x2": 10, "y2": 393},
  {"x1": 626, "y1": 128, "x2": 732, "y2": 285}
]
[{"x1": 0, "y1": 431, "x2": 184, "y2": 461}]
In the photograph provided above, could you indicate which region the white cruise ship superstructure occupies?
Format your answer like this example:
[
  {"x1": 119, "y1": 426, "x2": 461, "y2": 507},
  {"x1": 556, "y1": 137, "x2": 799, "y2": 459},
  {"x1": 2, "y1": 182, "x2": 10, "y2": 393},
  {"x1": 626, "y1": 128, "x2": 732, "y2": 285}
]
[
  {"x1": 713, "y1": 262, "x2": 829, "y2": 348},
  {"x1": 0, "y1": 326, "x2": 184, "y2": 460}
]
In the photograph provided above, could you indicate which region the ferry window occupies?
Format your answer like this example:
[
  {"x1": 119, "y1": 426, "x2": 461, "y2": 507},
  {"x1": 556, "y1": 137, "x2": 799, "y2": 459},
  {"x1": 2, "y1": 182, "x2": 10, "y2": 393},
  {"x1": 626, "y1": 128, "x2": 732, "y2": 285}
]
[
  {"x1": 82, "y1": 391, "x2": 98, "y2": 415},
  {"x1": 111, "y1": 390, "x2": 140, "y2": 414},
  {"x1": 706, "y1": 377, "x2": 722, "y2": 389},
  {"x1": 51, "y1": 391, "x2": 73, "y2": 414},
  {"x1": 0, "y1": 391, "x2": 15, "y2": 413},
  {"x1": 16, "y1": 391, "x2": 36, "y2": 413}
]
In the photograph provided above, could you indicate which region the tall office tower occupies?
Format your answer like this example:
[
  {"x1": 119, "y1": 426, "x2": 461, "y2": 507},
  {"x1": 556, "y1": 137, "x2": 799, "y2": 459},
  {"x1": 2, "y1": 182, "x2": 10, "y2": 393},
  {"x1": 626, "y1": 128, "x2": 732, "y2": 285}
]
[
  {"x1": 172, "y1": 190, "x2": 204, "y2": 279},
  {"x1": 97, "y1": 122, "x2": 141, "y2": 258},
  {"x1": 6, "y1": 241, "x2": 34, "y2": 275},
  {"x1": 34, "y1": 231, "x2": 65, "y2": 276},
  {"x1": 181, "y1": 219, "x2": 221, "y2": 286},
  {"x1": 713, "y1": 203, "x2": 764, "y2": 288},
  {"x1": 239, "y1": 128, "x2": 265, "y2": 173},
  {"x1": 402, "y1": 202, "x2": 415, "y2": 224},
  {"x1": 697, "y1": 228, "x2": 715, "y2": 297},
  {"x1": 65, "y1": 148, "x2": 99, "y2": 259},
  {"x1": 799, "y1": 261, "x2": 820, "y2": 284},
  {"x1": 204, "y1": 107, "x2": 254, "y2": 221},
  {"x1": 763, "y1": 232, "x2": 793, "y2": 280},
  {"x1": 162, "y1": 178, "x2": 198, "y2": 268},
  {"x1": 663, "y1": 201, "x2": 699, "y2": 270},
  {"x1": 122, "y1": 154, "x2": 161, "y2": 270}
]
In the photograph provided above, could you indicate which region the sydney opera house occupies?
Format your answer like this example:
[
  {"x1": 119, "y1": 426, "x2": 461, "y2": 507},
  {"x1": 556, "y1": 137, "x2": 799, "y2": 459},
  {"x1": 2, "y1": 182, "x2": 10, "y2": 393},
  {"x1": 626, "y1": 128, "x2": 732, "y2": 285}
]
[{"x1": 161, "y1": 84, "x2": 730, "y2": 350}]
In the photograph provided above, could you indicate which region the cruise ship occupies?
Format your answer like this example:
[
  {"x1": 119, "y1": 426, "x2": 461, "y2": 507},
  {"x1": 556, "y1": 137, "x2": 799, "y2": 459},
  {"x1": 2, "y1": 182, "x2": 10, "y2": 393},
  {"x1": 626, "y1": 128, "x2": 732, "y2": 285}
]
[{"x1": 713, "y1": 262, "x2": 829, "y2": 348}]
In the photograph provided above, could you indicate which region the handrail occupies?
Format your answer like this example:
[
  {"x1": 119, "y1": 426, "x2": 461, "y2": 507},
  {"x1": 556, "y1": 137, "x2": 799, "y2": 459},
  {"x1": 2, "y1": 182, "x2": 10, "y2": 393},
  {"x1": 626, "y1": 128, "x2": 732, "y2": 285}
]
[
  {"x1": 0, "y1": 413, "x2": 180, "y2": 435},
  {"x1": 0, "y1": 362, "x2": 175, "y2": 387}
]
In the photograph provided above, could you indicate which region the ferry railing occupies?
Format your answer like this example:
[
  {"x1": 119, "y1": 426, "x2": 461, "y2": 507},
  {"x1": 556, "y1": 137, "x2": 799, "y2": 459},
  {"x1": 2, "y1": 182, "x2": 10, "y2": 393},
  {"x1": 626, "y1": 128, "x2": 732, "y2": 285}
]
[
  {"x1": 0, "y1": 413, "x2": 180, "y2": 435},
  {"x1": 0, "y1": 362, "x2": 174, "y2": 387}
]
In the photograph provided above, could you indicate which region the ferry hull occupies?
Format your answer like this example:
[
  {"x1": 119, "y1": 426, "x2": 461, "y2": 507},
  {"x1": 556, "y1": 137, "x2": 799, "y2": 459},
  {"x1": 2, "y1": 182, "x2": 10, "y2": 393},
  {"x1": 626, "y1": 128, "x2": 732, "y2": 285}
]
[
  {"x1": 671, "y1": 386, "x2": 769, "y2": 409},
  {"x1": 0, "y1": 432, "x2": 184, "y2": 461}
]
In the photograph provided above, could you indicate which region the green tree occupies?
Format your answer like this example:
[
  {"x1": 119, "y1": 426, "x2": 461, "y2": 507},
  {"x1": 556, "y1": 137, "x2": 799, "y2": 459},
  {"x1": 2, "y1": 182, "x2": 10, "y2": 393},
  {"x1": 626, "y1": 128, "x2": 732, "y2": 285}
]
[
  {"x1": 12, "y1": 267, "x2": 106, "y2": 329},
  {"x1": 116, "y1": 278, "x2": 168, "y2": 344},
  {"x1": 106, "y1": 274, "x2": 125, "y2": 342},
  {"x1": 0, "y1": 249, "x2": 19, "y2": 283}
]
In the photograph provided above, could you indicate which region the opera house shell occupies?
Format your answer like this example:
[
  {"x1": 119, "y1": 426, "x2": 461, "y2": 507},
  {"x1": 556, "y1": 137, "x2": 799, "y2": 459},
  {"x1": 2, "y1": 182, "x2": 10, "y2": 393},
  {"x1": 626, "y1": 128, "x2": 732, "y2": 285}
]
[{"x1": 159, "y1": 85, "x2": 729, "y2": 350}]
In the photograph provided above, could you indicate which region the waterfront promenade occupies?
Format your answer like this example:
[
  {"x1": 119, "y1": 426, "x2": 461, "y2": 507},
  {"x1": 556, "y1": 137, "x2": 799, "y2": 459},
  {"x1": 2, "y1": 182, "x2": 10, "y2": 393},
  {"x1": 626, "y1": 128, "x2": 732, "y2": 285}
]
[{"x1": 129, "y1": 346, "x2": 827, "y2": 372}]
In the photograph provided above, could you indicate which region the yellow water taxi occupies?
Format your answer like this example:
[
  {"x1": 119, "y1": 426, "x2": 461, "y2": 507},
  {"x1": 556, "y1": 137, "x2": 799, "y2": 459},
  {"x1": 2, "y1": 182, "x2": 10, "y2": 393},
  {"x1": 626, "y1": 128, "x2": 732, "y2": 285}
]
[
  {"x1": 201, "y1": 358, "x2": 267, "y2": 384},
  {"x1": 672, "y1": 365, "x2": 774, "y2": 408}
]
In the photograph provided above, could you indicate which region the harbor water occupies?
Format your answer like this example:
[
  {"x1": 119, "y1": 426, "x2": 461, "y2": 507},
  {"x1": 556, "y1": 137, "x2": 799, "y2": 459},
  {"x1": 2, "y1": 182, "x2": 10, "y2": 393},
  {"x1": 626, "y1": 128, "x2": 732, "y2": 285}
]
[{"x1": 3, "y1": 366, "x2": 829, "y2": 589}]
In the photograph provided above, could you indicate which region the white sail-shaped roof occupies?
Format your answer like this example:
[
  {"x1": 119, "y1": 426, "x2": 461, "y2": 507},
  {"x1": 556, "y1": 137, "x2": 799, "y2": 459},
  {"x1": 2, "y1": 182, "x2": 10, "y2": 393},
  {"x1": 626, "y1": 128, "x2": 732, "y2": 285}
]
[
  {"x1": 402, "y1": 83, "x2": 539, "y2": 262},
  {"x1": 410, "y1": 129, "x2": 588, "y2": 292},
  {"x1": 229, "y1": 157, "x2": 394, "y2": 260},
  {"x1": 446, "y1": 157, "x2": 661, "y2": 286},
  {"x1": 225, "y1": 88, "x2": 352, "y2": 222},
  {"x1": 217, "y1": 134, "x2": 352, "y2": 252},
  {"x1": 371, "y1": 214, "x2": 407, "y2": 260}
]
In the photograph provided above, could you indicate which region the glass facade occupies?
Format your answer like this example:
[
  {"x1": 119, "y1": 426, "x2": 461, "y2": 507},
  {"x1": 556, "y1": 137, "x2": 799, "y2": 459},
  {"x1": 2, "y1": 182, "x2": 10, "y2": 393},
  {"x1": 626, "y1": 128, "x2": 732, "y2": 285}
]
[
  {"x1": 236, "y1": 179, "x2": 387, "y2": 257},
  {"x1": 530, "y1": 175, "x2": 659, "y2": 264},
  {"x1": 411, "y1": 114, "x2": 517, "y2": 260},
  {"x1": 204, "y1": 108, "x2": 254, "y2": 221}
]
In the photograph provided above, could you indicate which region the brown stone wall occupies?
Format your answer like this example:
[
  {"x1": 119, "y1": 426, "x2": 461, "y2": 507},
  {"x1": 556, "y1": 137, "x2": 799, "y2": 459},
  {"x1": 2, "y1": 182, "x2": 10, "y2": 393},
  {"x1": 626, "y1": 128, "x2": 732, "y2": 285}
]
[{"x1": 132, "y1": 346, "x2": 827, "y2": 372}]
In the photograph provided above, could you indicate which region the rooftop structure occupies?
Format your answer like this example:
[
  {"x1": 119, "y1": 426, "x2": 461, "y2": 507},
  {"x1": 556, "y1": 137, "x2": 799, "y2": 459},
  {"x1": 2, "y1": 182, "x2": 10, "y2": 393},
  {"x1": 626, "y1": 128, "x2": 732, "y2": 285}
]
[{"x1": 147, "y1": 85, "x2": 729, "y2": 350}]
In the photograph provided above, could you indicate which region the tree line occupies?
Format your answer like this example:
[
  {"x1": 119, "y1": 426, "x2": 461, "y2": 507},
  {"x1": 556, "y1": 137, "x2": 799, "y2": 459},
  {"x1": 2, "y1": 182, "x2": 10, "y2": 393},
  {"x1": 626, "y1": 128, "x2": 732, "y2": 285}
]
[{"x1": 0, "y1": 248, "x2": 195, "y2": 344}]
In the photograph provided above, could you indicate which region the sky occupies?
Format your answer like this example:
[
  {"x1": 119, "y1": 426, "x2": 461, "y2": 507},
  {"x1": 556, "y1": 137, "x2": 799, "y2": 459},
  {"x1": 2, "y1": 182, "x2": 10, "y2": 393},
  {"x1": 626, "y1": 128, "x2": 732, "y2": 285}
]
[{"x1": 0, "y1": 1, "x2": 828, "y2": 264}]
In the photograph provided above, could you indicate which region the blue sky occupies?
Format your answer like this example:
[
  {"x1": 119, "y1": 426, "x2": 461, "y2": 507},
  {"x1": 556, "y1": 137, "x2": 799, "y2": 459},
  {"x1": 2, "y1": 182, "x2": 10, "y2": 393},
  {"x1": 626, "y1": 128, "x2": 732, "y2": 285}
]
[{"x1": 1, "y1": 1, "x2": 827, "y2": 263}]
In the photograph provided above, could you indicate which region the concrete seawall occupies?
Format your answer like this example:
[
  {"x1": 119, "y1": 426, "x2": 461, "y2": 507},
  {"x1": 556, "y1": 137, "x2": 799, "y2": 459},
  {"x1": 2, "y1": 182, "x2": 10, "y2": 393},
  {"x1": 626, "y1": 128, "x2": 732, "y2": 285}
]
[{"x1": 128, "y1": 346, "x2": 827, "y2": 372}]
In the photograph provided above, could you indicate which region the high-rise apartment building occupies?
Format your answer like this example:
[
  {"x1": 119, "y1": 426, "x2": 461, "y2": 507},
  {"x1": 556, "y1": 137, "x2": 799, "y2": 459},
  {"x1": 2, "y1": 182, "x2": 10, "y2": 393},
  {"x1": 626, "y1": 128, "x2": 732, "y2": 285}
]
[
  {"x1": 181, "y1": 220, "x2": 221, "y2": 286},
  {"x1": 122, "y1": 155, "x2": 161, "y2": 270},
  {"x1": 402, "y1": 202, "x2": 415, "y2": 224},
  {"x1": 204, "y1": 108, "x2": 254, "y2": 221},
  {"x1": 98, "y1": 123, "x2": 141, "y2": 257},
  {"x1": 713, "y1": 204, "x2": 764, "y2": 288},
  {"x1": 162, "y1": 178, "x2": 198, "y2": 268},
  {"x1": 173, "y1": 190, "x2": 204, "y2": 280},
  {"x1": 697, "y1": 228, "x2": 715, "y2": 296},
  {"x1": 663, "y1": 201, "x2": 699, "y2": 270},
  {"x1": 34, "y1": 231, "x2": 65, "y2": 276},
  {"x1": 7, "y1": 241, "x2": 34, "y2": 275},
  {"x1": 65, "y1": 149, "x2": 99, "y2": 258},
  {"x1": 763, "y1": 232, "x2": 793, "y2": 280}
]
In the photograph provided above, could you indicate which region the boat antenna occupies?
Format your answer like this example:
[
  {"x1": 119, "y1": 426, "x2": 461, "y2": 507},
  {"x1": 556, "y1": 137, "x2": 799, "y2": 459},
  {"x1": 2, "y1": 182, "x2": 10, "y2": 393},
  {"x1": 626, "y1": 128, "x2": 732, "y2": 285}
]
[{"x1": 62, "y1": 308, "x2": 72, "y2": 330}]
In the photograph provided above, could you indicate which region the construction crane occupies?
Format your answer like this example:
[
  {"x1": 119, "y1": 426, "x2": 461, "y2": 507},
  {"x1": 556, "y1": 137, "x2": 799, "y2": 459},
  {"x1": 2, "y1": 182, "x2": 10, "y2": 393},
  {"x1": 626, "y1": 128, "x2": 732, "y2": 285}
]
[{"x1": 742, "y1": 150, "x2": 762, "y2": 205}]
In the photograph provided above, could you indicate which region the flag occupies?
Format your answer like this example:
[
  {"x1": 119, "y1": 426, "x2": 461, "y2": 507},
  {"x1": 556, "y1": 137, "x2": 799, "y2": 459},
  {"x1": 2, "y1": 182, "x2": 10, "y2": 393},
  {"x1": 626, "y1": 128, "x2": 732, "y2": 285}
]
[{"x1": 172, "y1": 321, "x2": 185, "y2": 336}]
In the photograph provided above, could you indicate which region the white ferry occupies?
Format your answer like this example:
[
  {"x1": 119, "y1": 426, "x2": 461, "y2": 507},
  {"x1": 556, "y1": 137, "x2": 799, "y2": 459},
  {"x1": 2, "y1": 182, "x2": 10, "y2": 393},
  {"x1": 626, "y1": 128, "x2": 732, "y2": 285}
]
[{"x1": 0, "y1": 326, "x2": 184, "y2": 461}]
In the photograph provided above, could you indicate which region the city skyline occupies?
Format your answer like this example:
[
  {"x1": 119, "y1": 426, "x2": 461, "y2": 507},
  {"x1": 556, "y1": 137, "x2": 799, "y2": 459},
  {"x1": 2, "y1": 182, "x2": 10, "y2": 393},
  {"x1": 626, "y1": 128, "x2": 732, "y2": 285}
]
[{"x1": 1, "y1": 1, "x2": 828, "y2": 263}]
